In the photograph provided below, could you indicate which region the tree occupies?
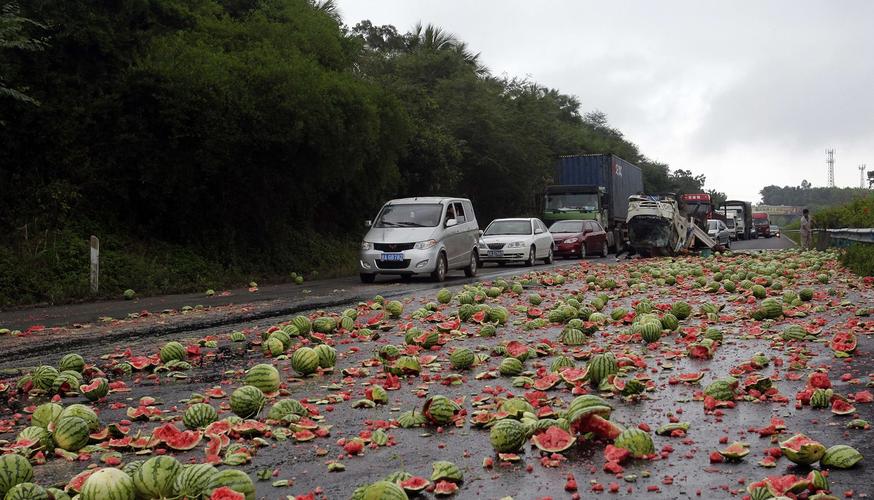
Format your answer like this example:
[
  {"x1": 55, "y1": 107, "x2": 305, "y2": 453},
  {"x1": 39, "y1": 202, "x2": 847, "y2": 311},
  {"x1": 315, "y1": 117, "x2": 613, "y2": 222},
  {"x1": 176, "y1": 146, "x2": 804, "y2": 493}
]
[{"x1": 0, "y1": 1, "x2": 46, "y2": 106}]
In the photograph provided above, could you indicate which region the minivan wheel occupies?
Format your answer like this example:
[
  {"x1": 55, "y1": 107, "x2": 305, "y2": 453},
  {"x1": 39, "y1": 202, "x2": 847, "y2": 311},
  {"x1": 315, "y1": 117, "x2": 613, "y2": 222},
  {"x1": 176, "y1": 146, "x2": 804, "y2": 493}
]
[
  {"x1": 431, "y1": 253, "x2": 447, "y2": 282},
  {"x1": 525, "y1": 246, "x2": 536, "y2": 267},
  {"x1": 464, "y1": 250, "x2": 479, "y2": 277},
  {"x1": 360, "y1": 273, "x2": 376, "y2": 284}
]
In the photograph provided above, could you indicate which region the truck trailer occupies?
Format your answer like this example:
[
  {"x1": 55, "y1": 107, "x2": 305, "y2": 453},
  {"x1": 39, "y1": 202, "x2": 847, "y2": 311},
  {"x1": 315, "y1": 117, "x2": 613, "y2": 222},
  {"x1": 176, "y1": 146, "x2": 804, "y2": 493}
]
[{"x1": 543, "y1": 154, "x2": 644, "y2": 252}]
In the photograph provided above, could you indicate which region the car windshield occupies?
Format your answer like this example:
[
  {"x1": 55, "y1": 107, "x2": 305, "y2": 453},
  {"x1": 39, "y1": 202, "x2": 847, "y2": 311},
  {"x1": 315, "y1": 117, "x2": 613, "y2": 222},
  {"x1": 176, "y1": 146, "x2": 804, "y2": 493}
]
[
  {"x1": 549, "y1": 221, "x2": 585, "y2": 233},
  {"x1": 484, "y1": 220, "x2": 532, "y2": 236},
  {"x1": 544, "y1": 193, "x2": 598, "y2": 211},
  {"x1": 707, "y1": 221, "x2": 719, "y2": 231},
  {"x1": 725, "y1": 219, "x2": 736, "y2": 228},
  {"x1": 374, "y1": 203, "x2": 442, "y2": 228}
]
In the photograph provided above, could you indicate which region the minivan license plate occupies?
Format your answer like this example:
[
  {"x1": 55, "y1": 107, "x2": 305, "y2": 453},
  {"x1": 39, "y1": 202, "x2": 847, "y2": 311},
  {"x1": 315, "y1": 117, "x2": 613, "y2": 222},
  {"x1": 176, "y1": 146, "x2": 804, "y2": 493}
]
[
  {"x1": 487, "y1": 250, "x2": 503, "y2": 257},
  {"x1": 381, "y1": 253, "x2": 404, "y2": 261}
]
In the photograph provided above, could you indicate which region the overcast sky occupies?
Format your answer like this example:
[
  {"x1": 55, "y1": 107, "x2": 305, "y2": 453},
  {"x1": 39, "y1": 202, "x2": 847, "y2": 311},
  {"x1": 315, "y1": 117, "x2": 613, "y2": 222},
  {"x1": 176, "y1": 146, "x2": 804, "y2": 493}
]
[{"x1": 337, "y1": 0, "x2": 874, "y2": 203}]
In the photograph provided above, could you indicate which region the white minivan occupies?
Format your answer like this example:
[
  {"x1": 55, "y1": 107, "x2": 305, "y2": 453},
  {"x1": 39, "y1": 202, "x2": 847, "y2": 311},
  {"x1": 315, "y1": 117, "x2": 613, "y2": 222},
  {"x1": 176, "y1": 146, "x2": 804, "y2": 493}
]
[{"x1": 359, "y1": 197, "x2": 480, "y2": 283}]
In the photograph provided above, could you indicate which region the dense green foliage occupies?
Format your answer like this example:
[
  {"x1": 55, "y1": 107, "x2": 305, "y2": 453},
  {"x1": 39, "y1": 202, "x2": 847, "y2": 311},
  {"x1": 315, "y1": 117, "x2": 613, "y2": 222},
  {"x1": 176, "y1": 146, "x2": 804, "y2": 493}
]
[
  {"x1": 813, "y1": 194, "x2": 874, "y2": 229},
  {"x1": 0, "y1": 0, "x2": 709, "y2": 306},
  {"x1": 760, "y1": 183, "x2": 870, "y2": 211},
  {"x1": 840, "y1": 244, "x2": 874, "y2": 277}
]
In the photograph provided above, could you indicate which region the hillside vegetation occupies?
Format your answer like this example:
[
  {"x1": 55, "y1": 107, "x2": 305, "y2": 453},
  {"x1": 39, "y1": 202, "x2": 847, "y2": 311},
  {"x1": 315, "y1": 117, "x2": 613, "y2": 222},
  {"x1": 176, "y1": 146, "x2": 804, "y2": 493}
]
[{"x1": 1, "y1": 0, "x2": 709, "y2": 306}]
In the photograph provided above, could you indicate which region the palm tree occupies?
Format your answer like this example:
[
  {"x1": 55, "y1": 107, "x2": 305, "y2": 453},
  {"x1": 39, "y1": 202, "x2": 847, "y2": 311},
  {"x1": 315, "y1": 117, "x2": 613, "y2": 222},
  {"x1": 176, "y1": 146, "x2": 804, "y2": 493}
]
[
  {"x1": 310, "y1": 0, "x2": 341, "y2": 23},
  {"x1": 407, "y1": 22, "x2": 488, "y2": 76}
]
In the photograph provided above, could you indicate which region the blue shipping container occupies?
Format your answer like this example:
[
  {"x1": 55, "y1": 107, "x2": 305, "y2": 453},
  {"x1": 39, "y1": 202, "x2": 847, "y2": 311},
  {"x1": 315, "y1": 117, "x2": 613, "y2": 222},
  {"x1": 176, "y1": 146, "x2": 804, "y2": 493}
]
[{"x1": 553, "y1": 154, "x2": 643, "y2": 222}]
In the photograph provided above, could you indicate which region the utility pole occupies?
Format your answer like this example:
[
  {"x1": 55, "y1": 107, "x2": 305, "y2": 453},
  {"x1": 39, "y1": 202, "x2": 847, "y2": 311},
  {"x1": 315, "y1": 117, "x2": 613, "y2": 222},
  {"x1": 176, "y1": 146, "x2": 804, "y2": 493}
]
[
  {"x1": 861, "y1": 164, "x2": 867, "y2": 189},
  {"x1": 826, "y1": 149, "x2": 835, "y2": 187}
]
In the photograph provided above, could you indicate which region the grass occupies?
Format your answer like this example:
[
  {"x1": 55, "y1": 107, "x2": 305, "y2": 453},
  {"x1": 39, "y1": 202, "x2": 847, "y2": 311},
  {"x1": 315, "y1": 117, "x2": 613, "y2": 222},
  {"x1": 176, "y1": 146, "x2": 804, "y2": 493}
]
[
  {"x1": 0, "y1": 227, "x2": 359, "y2": 308},
  {"x1": 840, "y1": 243, "x2": 874, "y2": 277}
]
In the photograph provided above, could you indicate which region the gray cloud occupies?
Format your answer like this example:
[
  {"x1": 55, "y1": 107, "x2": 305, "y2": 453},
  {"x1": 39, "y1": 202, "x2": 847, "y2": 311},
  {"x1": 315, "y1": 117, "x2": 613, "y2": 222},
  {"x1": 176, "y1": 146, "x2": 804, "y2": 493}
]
[{"x1": 338, "y1": 0, "x2": 874, "y2": 200}]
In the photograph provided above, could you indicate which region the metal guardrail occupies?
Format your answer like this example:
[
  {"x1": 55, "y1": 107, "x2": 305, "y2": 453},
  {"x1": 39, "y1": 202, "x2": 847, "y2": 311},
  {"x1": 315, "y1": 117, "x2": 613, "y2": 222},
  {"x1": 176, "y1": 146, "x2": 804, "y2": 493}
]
[{"x1": 823, "y1": 228, "x2": 874, "y2": 244}]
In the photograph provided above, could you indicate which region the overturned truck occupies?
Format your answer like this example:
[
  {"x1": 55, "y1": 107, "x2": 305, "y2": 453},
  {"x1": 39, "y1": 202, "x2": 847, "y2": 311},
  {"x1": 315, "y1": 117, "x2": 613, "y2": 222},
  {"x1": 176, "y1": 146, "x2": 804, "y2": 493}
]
[{"x1": 626, "y1": 194, "x2": 720, "y2": 257}]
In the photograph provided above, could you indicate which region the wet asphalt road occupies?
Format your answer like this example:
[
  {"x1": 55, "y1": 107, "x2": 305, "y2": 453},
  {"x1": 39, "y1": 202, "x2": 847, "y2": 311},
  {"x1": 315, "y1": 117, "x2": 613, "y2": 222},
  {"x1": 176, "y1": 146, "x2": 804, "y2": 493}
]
[{"x1": 2, "y1": 244, "x2": 871, "y2": 500}]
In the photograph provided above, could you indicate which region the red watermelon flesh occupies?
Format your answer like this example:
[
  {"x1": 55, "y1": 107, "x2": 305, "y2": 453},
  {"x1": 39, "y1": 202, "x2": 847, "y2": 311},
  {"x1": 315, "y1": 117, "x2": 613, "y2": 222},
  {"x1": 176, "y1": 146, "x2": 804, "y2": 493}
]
[
  {"x1": 210, "y1": 486, "x2": 246, "y2": 500},
  {"x1": 531, "y1": 426, "x2": 576, "y2": 453},
  {"x1": 560, "y1": 367, "x2": 588, "y2": 384},
  {"x1": 399, "y1": 476, "x2": 430, "y2": 492},
  {"x1": 604, "y1": 444, "x2": 631, "y2": 463},
  {"x1": 831, "y1": 399, "x2": 856, "y2": 415},
  {"x1": 434, "y1": 480, "x2": 459, "y2": 495},
  {"x1": 578, "y1": 414, "x2": 623, "y2": 440},
  {"x1": 533, "y1": 373, "x2": 560, "y2": 391},
  {"x1": 831, "y1": 332, "x2": 857, "y2": 352},
  {"x1": 506, "y1": 341, "x2": 528, "y2": 358}
]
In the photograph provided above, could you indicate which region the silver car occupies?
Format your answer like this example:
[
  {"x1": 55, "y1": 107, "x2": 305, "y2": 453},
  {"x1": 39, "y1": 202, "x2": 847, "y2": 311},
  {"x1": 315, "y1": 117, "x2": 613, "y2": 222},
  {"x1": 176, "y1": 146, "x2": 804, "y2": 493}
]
[
  {"x1": 706, "y1": 219, "x2": 732, "y2": 247},
  {"x1": 359, "y1": 197, "x2": 480, "y2": 283},
  {"x1": 478, "y1": 218, "x2": 554, "y2": 266}
]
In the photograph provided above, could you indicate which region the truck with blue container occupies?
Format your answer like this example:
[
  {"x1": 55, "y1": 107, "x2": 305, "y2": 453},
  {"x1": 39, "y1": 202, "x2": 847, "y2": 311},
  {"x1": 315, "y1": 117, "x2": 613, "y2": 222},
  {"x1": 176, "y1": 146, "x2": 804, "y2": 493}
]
[{"x1": 542, "y1": 154, "x2": 644, "y2": 252}]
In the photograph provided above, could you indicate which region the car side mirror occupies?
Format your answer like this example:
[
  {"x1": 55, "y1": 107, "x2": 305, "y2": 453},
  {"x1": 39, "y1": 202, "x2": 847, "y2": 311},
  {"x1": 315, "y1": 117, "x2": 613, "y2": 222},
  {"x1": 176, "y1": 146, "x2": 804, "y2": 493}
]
[
  {"x1": 478, "y1": 230, "x2": 484, "y2": 237},
  {"x1": 535, "y1": 228, "x2": 544, "y2": 234},
  {"x1": 445, "y1": 218, "x2": 458, "y2": 228},
  {"x1": 364, "y1": 220, "x2": 372, "y2": 228}
]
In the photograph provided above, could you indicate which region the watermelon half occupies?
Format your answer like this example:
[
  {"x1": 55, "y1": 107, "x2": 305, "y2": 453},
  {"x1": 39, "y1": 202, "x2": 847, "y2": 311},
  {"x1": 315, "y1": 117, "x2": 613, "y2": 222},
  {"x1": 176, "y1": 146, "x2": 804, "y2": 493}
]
[{"x1": 531, "y1": 426, "x2": 576, "y2": 453}]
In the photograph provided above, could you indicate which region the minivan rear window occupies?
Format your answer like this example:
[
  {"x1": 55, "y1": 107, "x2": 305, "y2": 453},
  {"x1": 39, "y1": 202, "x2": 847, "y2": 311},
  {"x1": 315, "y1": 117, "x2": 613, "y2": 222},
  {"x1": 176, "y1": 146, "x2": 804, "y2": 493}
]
[{"x1": 375, "y1": 204, "x2": 443, "y2": 228}]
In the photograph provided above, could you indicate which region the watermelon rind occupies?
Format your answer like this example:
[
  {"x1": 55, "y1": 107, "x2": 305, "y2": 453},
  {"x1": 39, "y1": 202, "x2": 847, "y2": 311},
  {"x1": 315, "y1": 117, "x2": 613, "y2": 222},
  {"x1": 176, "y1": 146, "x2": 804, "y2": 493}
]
[{"x1": 0, "y1": 454, "x2": 34, "y2": 497}]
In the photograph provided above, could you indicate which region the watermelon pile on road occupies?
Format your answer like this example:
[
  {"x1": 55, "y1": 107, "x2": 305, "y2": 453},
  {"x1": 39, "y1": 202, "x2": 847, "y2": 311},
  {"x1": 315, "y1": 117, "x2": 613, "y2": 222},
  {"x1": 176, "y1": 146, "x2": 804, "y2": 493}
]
[{"x1": 0, "y1": 248, "x2": 871, "y2": 498}]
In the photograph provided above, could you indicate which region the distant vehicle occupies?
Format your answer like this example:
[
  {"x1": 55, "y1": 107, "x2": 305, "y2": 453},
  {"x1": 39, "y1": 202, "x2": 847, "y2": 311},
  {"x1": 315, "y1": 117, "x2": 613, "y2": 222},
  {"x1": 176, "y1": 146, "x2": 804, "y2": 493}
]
[
  {"x1": 719, "y1": 201, "x2": 753, "y2": 239},
  {"x1": 770, "y1": 224, "x2": 781, "y2": 238},
  {"x1": 359, "y1": 197, "x2": 479, "y2": 283},
  {"x1": 707, "y1": 219, "x2": 732, "y2": 247},
  {"x1": 752, "y1": 212, "x2": 771, "y2": 238},
  {"x1": 549, "y1": 219, "x2": 609, "y2": 259},
  {"x1": 724, "y1": 217, "x2": 739, "y2": 241},
  {"x1": 478, "y1": 218, "x2": 554, "y2": 266},
  {"x1": 680, "y1": 193, "x2": 714, "y2": 229},
  {"x1": 543, "y1": 154, "x2": 643, "y2": 252}
]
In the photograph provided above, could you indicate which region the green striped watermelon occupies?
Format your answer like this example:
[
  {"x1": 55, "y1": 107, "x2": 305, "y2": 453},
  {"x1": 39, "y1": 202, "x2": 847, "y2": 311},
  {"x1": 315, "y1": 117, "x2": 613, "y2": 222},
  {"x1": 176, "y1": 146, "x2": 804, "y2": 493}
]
[
  {"x1": 437, "y1": 289, "x2": 452, "y2": 304},
  {"x1": 312, "y1": 317, "x2": 336, "y2": 334},
  {"x1": 183, "y1": 403, "x2": 218, "y2": 429},
  {"x1": 640, "y1": 321, "x2": 662, "y2": 343},
  {"x1": 587, "y1": 353, "x2": 618, "y2": 385},
  {"x1": 229, "y1": 386, "x2": 265, "y2": 419},
  {"x1": 291, "y1": 316, "x2": 311, "y2": 335},
  {"x1": 613, "y1": 428, "x2": 655, "y2": 457},
  {"x1": 291, "y1": 347, "x2": 320, "y2": 376},
  {"x1": 820, "y1": 444, "x2": 863, "y2": 468},
  {"x1": 671, "y1": 302, "x2": 691, "y2": 320},
  {"x1": 430, "y1": 461, "x2": 463, "y2": 482},
  {"x1": 160, "y1": 341, "x2": 186, "y2": 363},
  {"x1": 499, "y1": 357, "x2": 523, "y2": 376},
  {"x1": 262, "y1": 337, "x2": 284, "y2": 357},
  {"x1": 0, "y1": 454, "x2": 33, "y2": 497},
  {"x1": 52, "y1": 370, "x2": 83, "y2": 395},
  {"x1": 17, "y1": 426, "x2": 53, "y2": 450},
  {"x1": 175, "y1": 463, "x2": 218, "y2": 499},
  {"x1": 362, "y1": 480, "x2": 409, "y2": 500},
  {"x1": 59, "y1": 404, "x2": 100, "y2": 432},
  {"x1": 779, "y1": 434, "x2": 826, "y2": 465},
  {"x1": 449, "y1": 348, "x2": 475, "y2": 370},
  {"x1": 30, "y1": 365, "x2": 59, "y2": 392},
  {"x1": 244, "y1": 364, "x2": 280, "y2": 393},
  {"x1": 267, "y1": 399, "x2": 308, "y2": 421},
  {"x1": 423, "y1": 395, "x2": 460, "y2": 425},
  {"x1": 4, "y1": 483, "x2": 47, "y2": 500},
  {"x1": 79, "y1": 377, "x2": 109, "y2": 401},
  {"x1": 58, "y1": 353, "x2": 86, "y2": 373},
  {"x1": 31, "y1": 402, "x2": 62, "y2": 428},
  {"x1": 80, "y1": 467, "x2": 135, "y2": 500},
  {"x1": 489, "y1": 418, "x2": 527, "y2": 453},
  {"x1": 46, "y1": 488, "x2": 71, "y2": 500},
  {"x1": 313, "y1": 344, "x2": 337, "y2": 369},
  {"x1": 268, "y1": 330, "x2": 291, "y2": 349},
  {"x1": 133, "y1": 456, "x2": 181, "y2": 499},
  {"x1": 660, "y1": 313, "x2": 679, "y2": 331},
  {"x1": 52, "y1": 415, "x2": 90, "y2": 451},
  {"x1": 205, "y1": 470, "x2": 255, "y2": 500},
  {"x1": 549, "y1": 355, "x2": 574, "y2": 373}
]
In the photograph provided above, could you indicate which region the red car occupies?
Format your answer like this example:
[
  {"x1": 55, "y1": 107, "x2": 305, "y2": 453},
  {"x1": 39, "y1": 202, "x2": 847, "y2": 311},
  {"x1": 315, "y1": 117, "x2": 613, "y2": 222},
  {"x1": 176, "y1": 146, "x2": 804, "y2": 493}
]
[{"x1": 549, "y1": 220, "x2": 609, "y2": 258}]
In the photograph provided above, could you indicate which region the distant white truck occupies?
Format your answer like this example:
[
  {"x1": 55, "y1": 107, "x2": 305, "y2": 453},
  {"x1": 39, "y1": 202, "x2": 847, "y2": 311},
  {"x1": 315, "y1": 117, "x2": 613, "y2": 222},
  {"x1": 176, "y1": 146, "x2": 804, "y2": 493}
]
[{"x1": 721, "y1": 209, "x2": 744, "y2": 240}]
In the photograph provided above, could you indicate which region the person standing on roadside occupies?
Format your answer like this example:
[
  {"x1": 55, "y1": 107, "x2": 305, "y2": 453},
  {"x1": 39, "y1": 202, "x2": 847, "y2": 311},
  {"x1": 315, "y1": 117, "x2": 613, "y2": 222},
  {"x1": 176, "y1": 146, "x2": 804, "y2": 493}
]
[{"x1": 800, "y1": 208, "x2": 812, "y2": 249}]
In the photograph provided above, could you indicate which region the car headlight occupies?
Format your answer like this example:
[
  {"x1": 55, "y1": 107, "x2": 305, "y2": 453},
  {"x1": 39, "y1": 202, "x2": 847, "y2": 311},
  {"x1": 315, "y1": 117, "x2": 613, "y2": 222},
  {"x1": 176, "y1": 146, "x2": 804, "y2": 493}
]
[
  {"x1": 478, "y1": 241, "x2": 487, "y2": 250},
  {"x1": 506, "y1": 241, "x2": 525, "y2": 248},
  {"x1": 414, "y1": 239, "x2": 438, "y2": 250},
  {"x1": 361, "y1": 241, "x2": 373, "y2": 251},
  {"x1": 564, "y1": 237, "x2": 579, "y2": 244}
]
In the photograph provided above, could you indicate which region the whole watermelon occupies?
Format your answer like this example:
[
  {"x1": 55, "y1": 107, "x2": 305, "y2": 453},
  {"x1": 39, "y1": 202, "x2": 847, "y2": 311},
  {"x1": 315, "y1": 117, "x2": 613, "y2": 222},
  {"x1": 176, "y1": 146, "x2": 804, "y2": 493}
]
[{"x1": 80, "y1": 467, "x2": 135, "y2": 500}]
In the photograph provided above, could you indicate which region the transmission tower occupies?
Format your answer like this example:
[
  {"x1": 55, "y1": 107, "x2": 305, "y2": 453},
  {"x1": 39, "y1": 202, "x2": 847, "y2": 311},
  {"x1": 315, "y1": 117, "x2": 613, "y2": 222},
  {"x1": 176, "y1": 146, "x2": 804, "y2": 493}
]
[
  {"x1": 826, "y1": 149, "x2": 835, "y2": 187},
  {"x1": 861, "y1": 164, "x2": 867, "y2": 189}
]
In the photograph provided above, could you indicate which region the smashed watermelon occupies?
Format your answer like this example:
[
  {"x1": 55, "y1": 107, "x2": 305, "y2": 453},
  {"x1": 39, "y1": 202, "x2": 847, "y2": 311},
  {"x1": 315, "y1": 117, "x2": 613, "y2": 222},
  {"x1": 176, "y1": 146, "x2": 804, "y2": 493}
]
[{"x1": 531, "y1": 426, "x2": 576, "y2": 453}]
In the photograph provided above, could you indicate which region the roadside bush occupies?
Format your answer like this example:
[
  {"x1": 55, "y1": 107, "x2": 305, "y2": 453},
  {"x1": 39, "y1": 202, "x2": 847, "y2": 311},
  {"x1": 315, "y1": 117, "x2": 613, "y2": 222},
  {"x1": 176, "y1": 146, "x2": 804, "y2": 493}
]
[{"x1": 840, "y1": 244, "x2": 874, "y2": 277}]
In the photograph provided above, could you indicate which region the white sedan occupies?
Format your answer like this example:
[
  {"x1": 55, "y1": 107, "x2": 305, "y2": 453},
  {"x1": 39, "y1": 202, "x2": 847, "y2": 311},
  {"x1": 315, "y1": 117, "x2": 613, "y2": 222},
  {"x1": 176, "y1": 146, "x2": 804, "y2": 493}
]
[{"x1": 478, "y1": 218, "x2": 554, "y2": 266}]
